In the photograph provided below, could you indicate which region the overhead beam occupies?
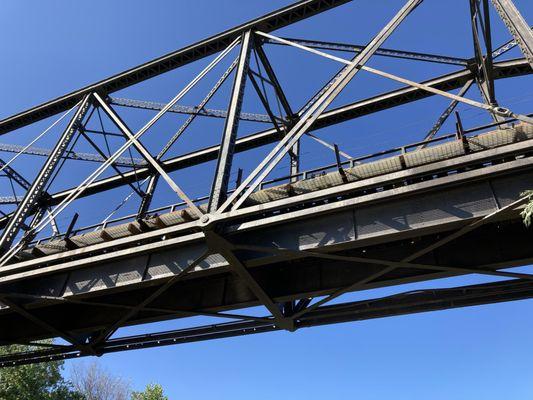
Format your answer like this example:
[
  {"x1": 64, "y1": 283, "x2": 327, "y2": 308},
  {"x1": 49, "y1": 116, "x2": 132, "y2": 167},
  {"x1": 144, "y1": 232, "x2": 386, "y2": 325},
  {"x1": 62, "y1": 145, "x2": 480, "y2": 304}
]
[
  {"x1": 0, "y1": 141, "x2": 144, "y2": 167},
  {"x1": 263, "y1": 36, "x2": 469, "y2": 66},
  {"x1": 109, "y1": 97, "x2": 273, "y2": 123},
  {"x1": 0, "y1": 0, "x2": 353, "y2": 135}
]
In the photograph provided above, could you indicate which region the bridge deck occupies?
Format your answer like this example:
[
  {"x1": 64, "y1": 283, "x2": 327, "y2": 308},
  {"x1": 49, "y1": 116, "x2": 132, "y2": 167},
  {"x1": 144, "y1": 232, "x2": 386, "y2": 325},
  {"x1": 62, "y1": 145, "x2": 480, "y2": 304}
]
[
  {"x1": 22, "y1": 123, "x2": 533, "y2": 258},
  {"x1": 1, "y1": 123, "x2": 533, "y2": 345}
]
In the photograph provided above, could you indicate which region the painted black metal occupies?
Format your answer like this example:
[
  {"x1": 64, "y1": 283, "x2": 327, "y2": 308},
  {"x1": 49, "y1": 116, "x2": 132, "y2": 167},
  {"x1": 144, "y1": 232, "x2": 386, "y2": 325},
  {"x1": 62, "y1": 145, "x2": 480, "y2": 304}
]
[
  {"x1": 0, "y1": 0, "x2": 353, "y2": 135},
  {"x1": 2, "y1": 277, "x2": 533, "y2": 367}
]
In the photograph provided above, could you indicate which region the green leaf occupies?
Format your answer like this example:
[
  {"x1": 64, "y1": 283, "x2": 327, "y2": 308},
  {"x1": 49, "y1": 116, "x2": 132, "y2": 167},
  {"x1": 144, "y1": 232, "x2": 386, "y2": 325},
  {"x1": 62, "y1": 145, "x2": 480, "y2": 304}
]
[{"x1": 131, "y1": 383, "x2": 169, "y2": 400}]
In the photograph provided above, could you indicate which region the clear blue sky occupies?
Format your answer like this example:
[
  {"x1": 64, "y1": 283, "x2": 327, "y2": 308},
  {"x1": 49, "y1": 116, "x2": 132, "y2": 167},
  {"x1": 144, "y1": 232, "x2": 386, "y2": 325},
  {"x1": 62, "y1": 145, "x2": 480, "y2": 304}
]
[{"x1": 1, "y1": 1, "x2": 533, "y2": 398}]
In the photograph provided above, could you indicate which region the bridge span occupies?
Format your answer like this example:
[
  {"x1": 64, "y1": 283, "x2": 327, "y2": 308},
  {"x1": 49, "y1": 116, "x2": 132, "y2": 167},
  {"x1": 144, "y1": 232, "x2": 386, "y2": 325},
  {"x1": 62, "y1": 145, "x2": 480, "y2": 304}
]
[{"x1": 0, "y1": 0, "x2": 532, "y2": 366}]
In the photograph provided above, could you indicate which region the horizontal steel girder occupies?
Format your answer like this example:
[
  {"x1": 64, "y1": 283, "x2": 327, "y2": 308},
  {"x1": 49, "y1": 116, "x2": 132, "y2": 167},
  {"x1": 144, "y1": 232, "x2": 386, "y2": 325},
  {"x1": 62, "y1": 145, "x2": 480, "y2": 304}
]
[
  {"x1": 0, "y1": 0, "x2": 353, "y2": 135},
  {"x1": 0, "y1": 220, "x2": 531, "y2": 346},
  {"x1": 2, "y1": 277, "x2": 533, "y2": 367},
  {"x1": 2, "y1": 277, "x2": 532, "y2": 367},
  {"x1": 109, "y1": 97, "x2": 274, "y2": 123}
]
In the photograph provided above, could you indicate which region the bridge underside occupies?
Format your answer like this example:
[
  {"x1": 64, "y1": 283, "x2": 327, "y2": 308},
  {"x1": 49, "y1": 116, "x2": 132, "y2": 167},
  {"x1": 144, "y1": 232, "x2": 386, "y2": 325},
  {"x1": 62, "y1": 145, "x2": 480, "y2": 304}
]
[
  {"x1": 1, "y1": 219, "x2": 532, "y2": 366},
  {"x1": 0, "y1": 0, "x2": 532, "y2": 367},
  {"x1": 1, "y1": 131, "x2": 533, "y2": 365},
  {"x1": 2, "y1": 219, "x2": 533, "y2": 340}
]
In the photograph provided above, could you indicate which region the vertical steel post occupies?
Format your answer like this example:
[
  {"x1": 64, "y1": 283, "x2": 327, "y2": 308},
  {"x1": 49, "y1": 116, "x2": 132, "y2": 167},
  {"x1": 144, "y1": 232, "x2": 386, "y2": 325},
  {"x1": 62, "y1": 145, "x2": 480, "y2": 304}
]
[
  {"x1": 491, "y1": 0, "x2": 533, "y2": 68},
  {"x1": 481, "y1": 0, "x2": 497, "y2": 104},
  {"x1": 137, "y1": 175, "x2": 159, "y2": 218},
  {"x1": 254, "y1": 43, "x2": 300, "y2": 179},
  {"x1": 289, "y1": 141, "x2": 300, "y2": 182},
  {"x1": 0, "y1": 94, "x2": 91, "y2": 253},
  {"x1": 469, "y1": 0, "x2": 503, "y2": 122},
  {"x1": 208, "y1": 31, "x2": 253, "y2": 212}
]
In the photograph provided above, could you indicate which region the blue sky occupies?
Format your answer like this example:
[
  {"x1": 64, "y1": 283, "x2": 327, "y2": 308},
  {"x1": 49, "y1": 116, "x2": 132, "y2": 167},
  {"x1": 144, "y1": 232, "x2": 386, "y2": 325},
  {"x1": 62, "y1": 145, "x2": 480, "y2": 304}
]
[{"x1": 1, "y1": 0, "x2": 533, "y2": 398}]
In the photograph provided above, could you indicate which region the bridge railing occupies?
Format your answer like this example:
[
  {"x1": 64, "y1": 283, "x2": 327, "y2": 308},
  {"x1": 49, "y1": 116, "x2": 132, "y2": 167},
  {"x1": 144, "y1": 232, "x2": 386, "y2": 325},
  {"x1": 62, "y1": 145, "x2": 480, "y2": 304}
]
[{"x1": 29, "y1": 118, "x2": 523, "y2": 247}]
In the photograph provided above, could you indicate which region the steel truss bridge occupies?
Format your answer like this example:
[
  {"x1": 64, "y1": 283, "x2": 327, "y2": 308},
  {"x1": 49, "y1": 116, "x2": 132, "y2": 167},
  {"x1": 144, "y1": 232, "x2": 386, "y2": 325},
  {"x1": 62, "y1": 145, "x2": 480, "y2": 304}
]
[{"x1": 0, "y1": 0, "x2": 532, "y2": 367}]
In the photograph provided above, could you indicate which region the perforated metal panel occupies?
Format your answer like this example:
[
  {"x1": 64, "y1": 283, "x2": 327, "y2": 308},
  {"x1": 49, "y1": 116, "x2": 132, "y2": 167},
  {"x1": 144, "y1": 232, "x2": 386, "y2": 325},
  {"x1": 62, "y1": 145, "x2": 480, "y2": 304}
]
[
  {"x1": 404, "y1": 141, "x2": 464, "y2": 167},
  {"x1": 348, "y1": 156, "x2": 403, "y2": 179},
  {"x1": 355, "y1": 182, "x2": 498, "y2": 239}
]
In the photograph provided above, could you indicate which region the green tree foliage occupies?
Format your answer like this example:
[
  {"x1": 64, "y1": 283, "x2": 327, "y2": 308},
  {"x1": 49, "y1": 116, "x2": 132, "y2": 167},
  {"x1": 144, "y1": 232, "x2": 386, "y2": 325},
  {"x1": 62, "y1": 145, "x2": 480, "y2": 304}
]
[
  {"x1": 131, "y1": 383, "x2": 169, "y2": 400},
  {"x1": 522, "y1": 191, "x2": 533, "y2": 227},
  {"x1": 0, "y1": 344, "x2": 83, "y2": 400}
]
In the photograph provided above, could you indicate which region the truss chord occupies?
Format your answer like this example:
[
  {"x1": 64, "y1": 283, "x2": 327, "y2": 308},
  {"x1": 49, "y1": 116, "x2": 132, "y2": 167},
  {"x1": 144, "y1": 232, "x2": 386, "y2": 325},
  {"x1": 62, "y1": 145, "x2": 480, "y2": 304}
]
[
  {"x1": 263, "y1": 36, "x2": 470, "y2": 66},
  {"x1": 0, "y1": 141, "x2": 145, "y2": 167},
  {"x1": 109, "y1": 96, "x2": 273, "y2": 123}
]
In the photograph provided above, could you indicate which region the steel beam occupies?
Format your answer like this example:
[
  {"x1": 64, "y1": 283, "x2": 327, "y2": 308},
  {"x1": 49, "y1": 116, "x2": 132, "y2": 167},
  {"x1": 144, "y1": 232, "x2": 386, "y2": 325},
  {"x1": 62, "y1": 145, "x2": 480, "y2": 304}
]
[
  {"x1": 109, "y1": 96, "x2": 271, "y2": 123},
  {"x1": 0, "y1": 158, "x2": 31, "y2": 190},
  {"x1": 254, "y1": 43, "x2": 300, "y2": 176},
  {"x1": 3, "y1": 278, "x2": 533, "y2": 367},
  {"x1": 419, "y1": 79, "x2": 474, "y2": 147},
  {"x1": 209, "y1": 31, "x2": 253, "y2": 212},
  {"x1": 78, "y1": 128, "x2": 145, "y2": 198},
  {"x1": 0, "y1": 0, "x2": 353, "y2": 135},
  {"x1": 0, "y1": 95, "x2": 91, "y2": 253},
  {"x1": 491, "y1": 0, "x2": 533, "y2": 68},
  {"x1": 93, "y1": 93, "x2": 202, "y2": 216},
  {"x1": 88, "y1": 251, "x2": 209, "y2": 346},
  {"x1": 263, "y1": 36, "x2": 470, "y2": 66},
  {"x1": 205, "y1": 231, "x2": 290, "y2": 329},
  {"x1": 0, "y1": 141, "x2": 143, "y2": 167}
]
